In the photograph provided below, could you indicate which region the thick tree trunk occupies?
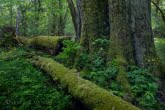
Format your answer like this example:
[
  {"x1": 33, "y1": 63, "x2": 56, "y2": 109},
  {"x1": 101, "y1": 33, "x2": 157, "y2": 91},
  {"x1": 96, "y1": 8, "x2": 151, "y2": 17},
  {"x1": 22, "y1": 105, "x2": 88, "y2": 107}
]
[
  {"x1": 80, "y1": 0, "x2": 110, "y2": 53},
  {"x1": 108, "y1": 0, "x2": 134, "y2": 64},
  {"x1": 129, "y1": 0, "x2": 160, "y2": 75},
  {"x1": 31, "y1": 56, "x2": 140, "y2": 110},
  {"x1": 109, "y1": 0, "x2": 161, "y2": 75},
  {"x1": 108, "y1": 0, "x2": 134, "y2": 101}
]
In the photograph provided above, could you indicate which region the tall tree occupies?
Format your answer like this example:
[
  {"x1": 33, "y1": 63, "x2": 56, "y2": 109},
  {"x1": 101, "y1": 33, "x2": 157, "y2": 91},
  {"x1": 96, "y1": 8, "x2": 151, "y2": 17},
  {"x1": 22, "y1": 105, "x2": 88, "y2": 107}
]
[
  {"x1": 16, "y1": 7, "x2": 21, "y2": 36},
  {"x1": 108, "y1": 0, "x2": 133, "y2": 100},
  {"x1": 109, "y1": 0, "x2": 161, "y2": 75}
]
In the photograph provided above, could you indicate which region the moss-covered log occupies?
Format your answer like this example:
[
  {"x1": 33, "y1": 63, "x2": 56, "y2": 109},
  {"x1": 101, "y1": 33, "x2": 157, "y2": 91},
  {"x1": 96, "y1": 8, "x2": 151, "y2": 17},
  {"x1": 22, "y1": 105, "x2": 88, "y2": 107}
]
[
  {"x1": 16, "y1": 36, "x2": 31, "y2": 45},
  {"x1": 16, "y1": 36, "x2": 71, "y2": 55},
  {"x1": 31, "y1": 56, "x2": 140, "y2": 110}
]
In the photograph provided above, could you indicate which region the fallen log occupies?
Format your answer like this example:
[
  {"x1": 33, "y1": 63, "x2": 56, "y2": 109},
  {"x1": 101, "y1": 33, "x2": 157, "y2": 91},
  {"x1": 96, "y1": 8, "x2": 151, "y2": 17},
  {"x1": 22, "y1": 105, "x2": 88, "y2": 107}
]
[
  {"x1": 16, "y1": 36, "x2": 31, "y2": 45},
  {"x1": 16, "y1": 36, "x2": 71, "y2": 55},
  {"x1": 31, "y1": 56, "x2": 140, "y2": 110}
]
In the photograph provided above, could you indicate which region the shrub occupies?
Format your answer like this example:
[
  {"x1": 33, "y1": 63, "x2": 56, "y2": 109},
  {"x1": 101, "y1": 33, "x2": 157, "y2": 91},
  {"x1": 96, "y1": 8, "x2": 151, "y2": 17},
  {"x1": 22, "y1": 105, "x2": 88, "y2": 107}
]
[
  {"x1": 127, "y1": 66, "x2": 158, "y2": 110},
  {"x1": 55, "y1": 40, "x2": 80, "y2": 68},
  {"x1": 0, "y1": 26, "x2": 16, "y2": 47}
]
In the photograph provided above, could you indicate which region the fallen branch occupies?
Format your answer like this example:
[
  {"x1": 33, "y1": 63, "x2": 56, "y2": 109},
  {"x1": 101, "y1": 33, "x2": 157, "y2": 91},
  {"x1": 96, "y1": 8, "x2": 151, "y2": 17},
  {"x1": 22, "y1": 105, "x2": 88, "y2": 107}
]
[{"x1": 31, "y1": 56, "x2": 140, "y2": 110}]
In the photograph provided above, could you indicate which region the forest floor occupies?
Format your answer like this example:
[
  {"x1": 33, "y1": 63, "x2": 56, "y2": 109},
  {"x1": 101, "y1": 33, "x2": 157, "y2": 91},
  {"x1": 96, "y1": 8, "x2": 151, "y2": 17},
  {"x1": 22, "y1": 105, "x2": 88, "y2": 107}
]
[
  {"x1": 0, "y1": 38, "x2": 165, "y2": 110},
  {"x1": 0, "y1": 47, "x2": 75, "y2": 110}
]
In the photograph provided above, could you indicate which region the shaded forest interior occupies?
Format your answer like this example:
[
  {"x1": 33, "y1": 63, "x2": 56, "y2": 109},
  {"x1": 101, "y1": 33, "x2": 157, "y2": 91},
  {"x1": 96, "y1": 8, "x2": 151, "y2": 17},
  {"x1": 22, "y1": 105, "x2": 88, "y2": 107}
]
[{"x1": 0, "y1": 0, "x2": 165, "y2": 110}]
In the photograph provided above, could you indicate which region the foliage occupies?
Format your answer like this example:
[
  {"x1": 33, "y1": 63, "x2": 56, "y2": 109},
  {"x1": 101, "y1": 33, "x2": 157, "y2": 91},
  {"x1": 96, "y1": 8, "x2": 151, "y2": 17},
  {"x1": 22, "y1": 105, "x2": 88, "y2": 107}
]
[
  {"x1": 42, "y1": 39, "x2": 163, "y2": 110},
  {"x1": 155, "y1": 38, "x2": 165, "y2": 66},
  {"x1": 55, "y1": 40, "x2": 80, "y2": 68},
  {"x1": 0, "y1": 0, "x2": 74, "y2": 36},
  {"x1": 0, "y1": 26, "x2": 16, "y2": 47},
  {"x1": 83, "y1": 58, "x2": 159, "y2": 110},
  {"x1": 32, "y1": 56, "x2": 140, "y2": 110},
  {"x1": 0, "y1": 48, "x2": 73, "y2": 110},
  {"x1": 153, "y1": 24, "x2": 165, "y2": 38},
  {"x1": 127, "y1": 66, "x2": 158, "y2": 110},
  {"x1": 76, "y1": 38, "x2": 109, "y2": 70}
]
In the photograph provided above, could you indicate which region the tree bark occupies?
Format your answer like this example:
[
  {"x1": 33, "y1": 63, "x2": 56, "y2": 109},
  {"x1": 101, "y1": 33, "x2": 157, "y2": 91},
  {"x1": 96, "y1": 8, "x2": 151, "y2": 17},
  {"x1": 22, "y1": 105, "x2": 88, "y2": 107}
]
[
  {"x1": 129, "y1": 0, "x2": 160, "y2": 75},
  {"x1": 108, "y1": 0, "x2": 161, "y2": 75},
  {"x1": 108, "y1": 0, "x2": 134, "y2": 101},
  {"x1": 76, "y1": 0, "x2": 82, "y2": 40},
  {"x1": 80, "y1": 0, "x2": 110, "y2": 53},
  {"x1": 108, "y1": 0, "x2": 134, "y2": 64}
]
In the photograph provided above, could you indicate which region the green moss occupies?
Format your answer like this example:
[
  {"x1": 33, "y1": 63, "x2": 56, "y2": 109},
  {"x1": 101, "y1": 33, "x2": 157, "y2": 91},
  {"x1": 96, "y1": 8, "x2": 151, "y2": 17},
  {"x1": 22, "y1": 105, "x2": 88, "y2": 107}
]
[
  {"x1": 31, "y1": 56, "x2": 140, "y2": 110},
  {"x1": 116, "y1": 65, "x2": 132, "y2": 102}
]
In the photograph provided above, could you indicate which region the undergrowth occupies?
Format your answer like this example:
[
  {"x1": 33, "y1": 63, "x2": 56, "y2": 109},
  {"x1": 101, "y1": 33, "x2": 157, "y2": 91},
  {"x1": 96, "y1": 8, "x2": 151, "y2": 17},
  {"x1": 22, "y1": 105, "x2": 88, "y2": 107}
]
[
  {"x1": 0, "y1": 48, "x2": 73, "y2": 110},
  {"x1": 56, "y1": 39, "x2": 164, "y2": 110}
]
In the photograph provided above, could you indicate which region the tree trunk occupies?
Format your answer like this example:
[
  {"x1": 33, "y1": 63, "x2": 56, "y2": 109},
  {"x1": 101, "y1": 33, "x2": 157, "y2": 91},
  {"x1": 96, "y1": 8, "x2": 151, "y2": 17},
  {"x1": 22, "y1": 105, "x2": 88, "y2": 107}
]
[
  {"x1": 67, "y1": 0, "x2": 77, "y2": 35},
  {"x1": 76, "y1": 0, "x2": 82, "y2": 40},
  {"x1": 108, "y1": 0, "x2": 161, "y2": 75},
  {"x1": 129, "y1": 0, "x2": 160, "y2": 75},
  {"x1": 58, "y1": 0, "x2": 64, "y2": 36},
  {"x1": 80, "y1": 0, "x2": 110, "y2": 53},
  {"x1": 16, "y1": 7, "x2": 21, "y2": 36},
  {"x1": 108, "y1": 0, "x2": 134, "y2": 101},
  {"x1": 20, "y1": 7, "x2": 27, "y2": 36},
  {"x1": 31, "y1": 56, "x2": 140, "y2": 110},
  {"x1": 108, "y1": 0, "x2": 134, "y2": 64}
]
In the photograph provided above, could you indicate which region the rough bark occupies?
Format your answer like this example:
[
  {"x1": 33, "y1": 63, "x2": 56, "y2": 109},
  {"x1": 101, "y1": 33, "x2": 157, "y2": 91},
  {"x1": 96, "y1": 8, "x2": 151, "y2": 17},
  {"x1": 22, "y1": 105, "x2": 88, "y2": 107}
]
[
  {"x1": 108, "y1": 0, "x2": 134, "y2": 64},
  {"x1": 129, "y1": 0, "x2": 161, "y2": 75},
  {"x1": 108, "y1": 0, "x2": 161, "y2": 75},
  {"x1": 80, "y1": 0, "x2": 110, "y2": 53},
  {"x1": 108, "y1": 0, "x2": 134, "y2": 101},
  {"x1": 31, "y1": 56, "x2": 140, "y2": 110}
]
